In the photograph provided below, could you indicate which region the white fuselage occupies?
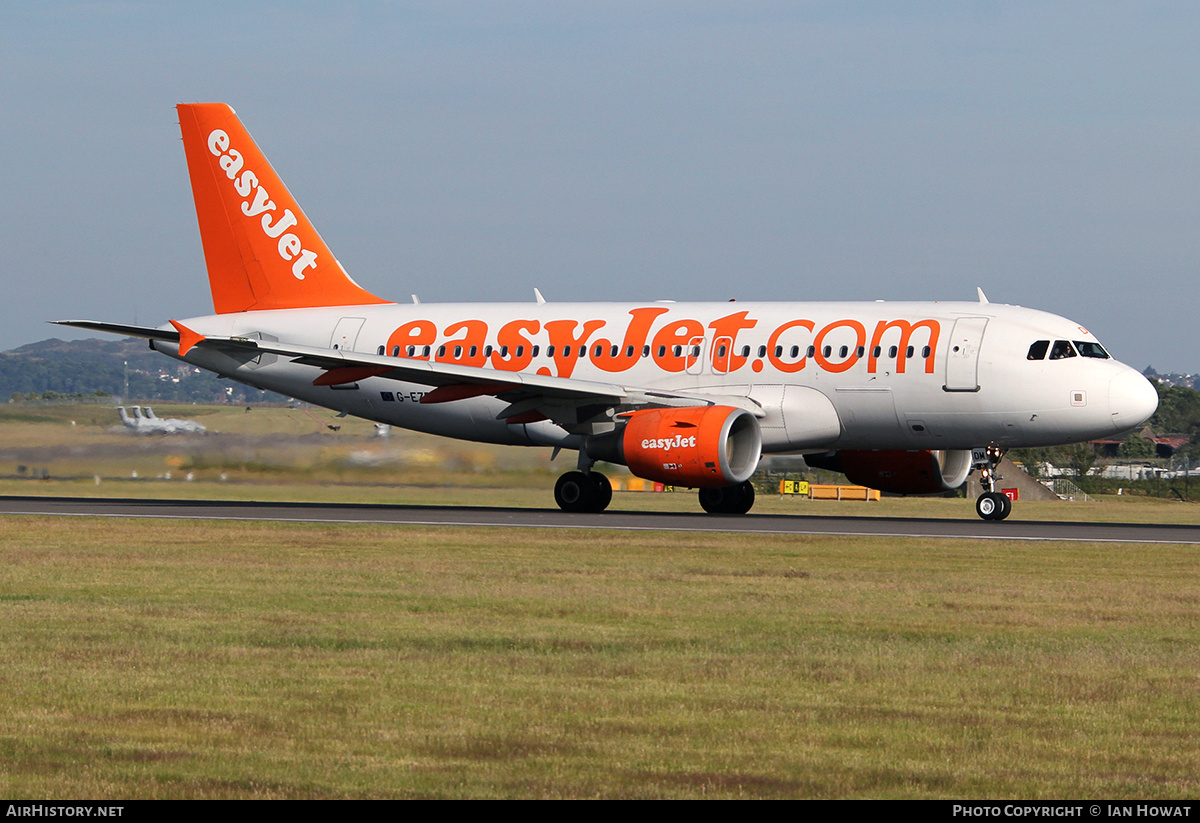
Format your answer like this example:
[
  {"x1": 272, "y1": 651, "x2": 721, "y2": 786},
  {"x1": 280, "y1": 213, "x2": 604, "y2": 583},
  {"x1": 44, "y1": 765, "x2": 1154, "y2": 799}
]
[{"x1": 153, "y1": 299, "x2": 1158, "y2": 455}]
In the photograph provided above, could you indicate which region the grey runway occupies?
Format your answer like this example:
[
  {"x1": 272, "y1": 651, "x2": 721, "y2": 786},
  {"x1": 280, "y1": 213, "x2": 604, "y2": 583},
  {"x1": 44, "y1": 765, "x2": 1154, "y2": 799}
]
[{"x1": 0, "y1": 495, "x2": 1196, "y2": 544}]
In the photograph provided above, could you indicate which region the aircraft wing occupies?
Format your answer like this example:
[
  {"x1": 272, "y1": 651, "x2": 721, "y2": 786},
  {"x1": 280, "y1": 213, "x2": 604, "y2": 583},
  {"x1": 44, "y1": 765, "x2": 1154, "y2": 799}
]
[{"x1": 52, "y1": 320, "x2": 765, "y2": 424}]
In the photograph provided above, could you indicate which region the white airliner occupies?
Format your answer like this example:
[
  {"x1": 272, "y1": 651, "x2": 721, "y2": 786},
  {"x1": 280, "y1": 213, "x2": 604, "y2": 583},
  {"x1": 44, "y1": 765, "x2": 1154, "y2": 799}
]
[
  {"x1": 57, "y1": 104, "x2": 1159, "y2": 520},
  {"x1": 116, "y1": 406, "x2": 206, "y2": 435}
]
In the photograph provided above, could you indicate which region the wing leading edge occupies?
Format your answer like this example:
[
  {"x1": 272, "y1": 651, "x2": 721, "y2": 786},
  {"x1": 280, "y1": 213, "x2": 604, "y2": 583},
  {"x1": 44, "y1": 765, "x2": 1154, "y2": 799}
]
[{"x1": 51, "y1": 319, "x2": 766, "y2": 427}]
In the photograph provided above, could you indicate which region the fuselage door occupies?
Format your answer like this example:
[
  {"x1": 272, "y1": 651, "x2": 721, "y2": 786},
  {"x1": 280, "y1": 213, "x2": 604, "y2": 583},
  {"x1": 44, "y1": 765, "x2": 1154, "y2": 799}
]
[
  {"x1": 330, "y1": 317, "x2": 366, "y2": 352},
  {"x1": 943, "y1": 317, "x2": 988, "y2": 392},
  {"x1": 711, "y1": 336, "x2": 734, "y2": 375}
]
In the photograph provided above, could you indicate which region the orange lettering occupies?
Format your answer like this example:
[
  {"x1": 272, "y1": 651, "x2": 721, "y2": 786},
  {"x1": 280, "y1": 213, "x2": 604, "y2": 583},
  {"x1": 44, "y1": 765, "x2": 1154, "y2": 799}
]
[
  {"x1": 386, "y1": 319, "x2": 436, "y2": 358},
  {"x1": 868, "y1": 318, "x2": 940, "y2": 374},
  {"x1": 813, "y1": 319, "x2": 865, "y2": 373},
  {"x1": 651, "y1": 319, "x2": 704, "y2": 373},
  {"x1": 708, "y1": 311, "x2": 758, "y2": 373},
  {"x1": 437, "y1": 319, "x2": 489, "y2": 367},
  {"x1": 491, "y1": 319, "x2": 540, "y2": 372},
  {"x1": 545, "y1": 319, "x2": 606, "y2": 378},
  {"x1": 765, "y1": 319, "x2": 814, "y2": 374},
  {"x1": 591, "y1": 307, "x2": 670, "y2": 373}
]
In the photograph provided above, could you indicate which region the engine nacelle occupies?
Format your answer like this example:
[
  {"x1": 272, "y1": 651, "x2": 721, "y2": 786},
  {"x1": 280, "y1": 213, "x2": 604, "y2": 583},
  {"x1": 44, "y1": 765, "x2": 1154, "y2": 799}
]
[
  {"x1": 586, "y1": 405, "x2": 762, "y2": 488},
  {"x1": 809, "y1": 449, "x2": 972, "y2": 495}
]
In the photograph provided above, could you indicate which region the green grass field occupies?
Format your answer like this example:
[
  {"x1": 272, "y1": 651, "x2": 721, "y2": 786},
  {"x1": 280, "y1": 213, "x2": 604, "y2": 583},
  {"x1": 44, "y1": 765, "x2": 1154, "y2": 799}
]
[
  {"x1": 0, "y1": 516, "x2": 1197, "y2": 798},
  {"x1": 1, "y1": 404, "x2": 1198, "y2": 797}
]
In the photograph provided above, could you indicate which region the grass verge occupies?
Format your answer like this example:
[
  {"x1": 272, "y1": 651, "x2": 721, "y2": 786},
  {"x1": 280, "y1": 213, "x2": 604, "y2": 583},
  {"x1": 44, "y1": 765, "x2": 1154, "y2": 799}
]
[{"x1": 0, "y1": 517, "x2": 1196, "y2": 798}]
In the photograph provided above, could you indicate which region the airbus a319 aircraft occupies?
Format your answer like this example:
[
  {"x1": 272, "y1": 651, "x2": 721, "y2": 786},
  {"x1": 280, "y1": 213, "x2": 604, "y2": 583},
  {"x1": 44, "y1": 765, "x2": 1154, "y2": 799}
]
[{"x1": 58, "y1": 104, "x2": 1159, "y2": 520}]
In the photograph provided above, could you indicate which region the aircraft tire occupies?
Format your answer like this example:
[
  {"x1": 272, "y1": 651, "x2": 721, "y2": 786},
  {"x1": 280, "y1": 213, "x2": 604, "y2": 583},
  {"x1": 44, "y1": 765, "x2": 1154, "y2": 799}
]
[
  {"x1": 996, "y1": 493, "x2": 1012, "y2": 521},
  {"x1": 590, "y1": 472, "x2": 613, "y2": 512},
  {"x1": 699, "y1": 482, "x2": 755, "y2": 515},
  {"x1": 731, "y1": 481, "x2": 755, "y2": 515},
  {"x1": 555, "y1": 471, "x2": 595, "y2": 513},
  {"x1": 976, "y1": 492, "x2": 1009, "y2": 521}
]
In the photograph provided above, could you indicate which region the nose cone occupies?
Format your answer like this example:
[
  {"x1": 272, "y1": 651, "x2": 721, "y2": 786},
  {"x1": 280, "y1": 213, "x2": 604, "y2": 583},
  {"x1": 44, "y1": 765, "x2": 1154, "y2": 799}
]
[{"x1": 1109, "y1": 369, "x2": 1159, "y2": 433}]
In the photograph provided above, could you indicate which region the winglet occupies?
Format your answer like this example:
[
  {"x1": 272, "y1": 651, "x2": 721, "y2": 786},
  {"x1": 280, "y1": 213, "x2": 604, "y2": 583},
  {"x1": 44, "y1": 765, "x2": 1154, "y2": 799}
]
[{"x1": 169, "y1": 320, "x2": 206, "y2": 356}]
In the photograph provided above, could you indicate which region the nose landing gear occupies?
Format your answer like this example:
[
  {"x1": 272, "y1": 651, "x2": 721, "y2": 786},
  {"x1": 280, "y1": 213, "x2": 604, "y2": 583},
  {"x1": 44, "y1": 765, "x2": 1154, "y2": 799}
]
[{"x1": 975, "y1": 445, "x2": 1011, "y2": 521}]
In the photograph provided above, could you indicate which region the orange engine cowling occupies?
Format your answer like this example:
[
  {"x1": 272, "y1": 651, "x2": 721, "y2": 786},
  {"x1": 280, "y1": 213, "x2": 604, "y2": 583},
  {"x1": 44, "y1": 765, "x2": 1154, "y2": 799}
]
[
  {"x1": 586, "y1": 405, "x2": 762, "y2": 488},
  {"x1": 829, "y1": 449, "x2": 973, "y2": 495}
]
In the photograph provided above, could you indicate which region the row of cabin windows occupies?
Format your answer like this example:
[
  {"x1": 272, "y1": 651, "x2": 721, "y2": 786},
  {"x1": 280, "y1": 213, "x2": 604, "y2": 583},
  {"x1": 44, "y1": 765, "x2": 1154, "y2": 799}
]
[
  {"x1": 376, "y1": 342, "x2": 934, "y2": 361},
  {"x1": 1026, "y1": 340, "x2": 1110, "y2": 361}
]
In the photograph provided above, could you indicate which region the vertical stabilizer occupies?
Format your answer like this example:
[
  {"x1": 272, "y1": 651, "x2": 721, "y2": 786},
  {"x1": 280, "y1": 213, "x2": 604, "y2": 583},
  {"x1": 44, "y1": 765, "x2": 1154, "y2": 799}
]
[{"x1": 177, "y1": 103, "x2": 390, "y2": 314}]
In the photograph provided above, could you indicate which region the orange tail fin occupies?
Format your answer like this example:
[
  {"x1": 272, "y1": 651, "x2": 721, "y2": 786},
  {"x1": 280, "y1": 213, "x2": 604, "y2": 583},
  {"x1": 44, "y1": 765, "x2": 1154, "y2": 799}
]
[{"x1": 177, "y1": 103, "x2": 390, "y2": 314}]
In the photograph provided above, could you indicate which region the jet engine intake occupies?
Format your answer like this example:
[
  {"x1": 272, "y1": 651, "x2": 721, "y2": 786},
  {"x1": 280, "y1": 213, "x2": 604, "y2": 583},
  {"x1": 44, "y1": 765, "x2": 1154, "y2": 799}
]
[{"x1": 586, "y1": 405, "x2": 762, "y2": 488}]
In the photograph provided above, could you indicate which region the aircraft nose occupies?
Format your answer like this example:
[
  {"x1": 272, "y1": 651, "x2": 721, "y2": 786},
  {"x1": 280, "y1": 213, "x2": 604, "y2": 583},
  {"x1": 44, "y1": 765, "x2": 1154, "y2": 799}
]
[{"x1": 1109, "y1": 368, "x2": 1159, "y2": 433}]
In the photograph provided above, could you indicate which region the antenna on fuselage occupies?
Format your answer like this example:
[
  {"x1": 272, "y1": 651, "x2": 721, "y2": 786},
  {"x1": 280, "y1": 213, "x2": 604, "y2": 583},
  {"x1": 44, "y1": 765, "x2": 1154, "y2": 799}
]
[
  {"x1": 534, "y1": 288, "x2": 546, "y2": 304},
  {"x1": 411, "y1": 294, "x2": 420, "y2": 304},
  {"x1": 977, "y1": 287, "x2": 989, "y2": 304}
]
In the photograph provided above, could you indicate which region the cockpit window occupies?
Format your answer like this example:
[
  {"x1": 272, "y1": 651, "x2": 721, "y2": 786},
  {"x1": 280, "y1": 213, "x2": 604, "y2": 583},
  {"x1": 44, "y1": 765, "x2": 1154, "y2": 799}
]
[
  {"x1": 1073, "y1": 341, "x2": 1109, "y2": 359},
  {"x1": 1049, "y1": 340, "x2": 1077, "y2": 360},
  {"x1": 1027, "y1": 340, "x2": 1049, "y2": 360}
]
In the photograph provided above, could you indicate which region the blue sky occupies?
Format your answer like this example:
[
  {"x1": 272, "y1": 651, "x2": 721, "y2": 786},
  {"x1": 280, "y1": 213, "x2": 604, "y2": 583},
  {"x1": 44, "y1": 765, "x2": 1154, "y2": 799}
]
[{"x1": 3, "y1": 2, "x2": 1197, "y2": 371}]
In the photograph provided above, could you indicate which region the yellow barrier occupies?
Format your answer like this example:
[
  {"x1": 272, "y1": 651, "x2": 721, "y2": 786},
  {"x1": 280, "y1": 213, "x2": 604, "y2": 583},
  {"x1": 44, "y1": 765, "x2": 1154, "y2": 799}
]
[{"x1": 807, "y1": 484, "x2": 880, "y2": 501}]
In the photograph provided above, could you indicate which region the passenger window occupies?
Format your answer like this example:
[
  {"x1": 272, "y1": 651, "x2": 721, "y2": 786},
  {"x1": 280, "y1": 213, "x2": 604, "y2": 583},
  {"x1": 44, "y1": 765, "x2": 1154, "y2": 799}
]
[
  {"x1": 1027, "y1": 340, "x2": 1049, "y2": 360},
  {"x1": 642, "y1": 345, "x2": 650, "y2": 357},
  {"x1": 789, "y1": 345, "x2": 799, "y2": 358},
  {"x1": 921, "y1": 345, "x2": 930, "y2": 358},
  {"x1": 839, "y1": 346, "x2": 848, "y2": 358},
  {"x1": 376, "y1": 345, "x2": 384, "y2": 355},
  {"x1": 822, "y1": 346, "x2": 831, "y2": 357},
  {"x1": 740, "y1": 345, "x2": 750, "y2": 357},
  {"x1": 658, "y1": 346, "x2": 666, "y2": 357},
  {"x1": 532, "y1": 345, "x2": 540, "y2": 357},
  {"x1": 403, "y1": 346, "x2": 412, "y2": 357},
  {"x1": 1074, "y1": 341, "x2": 1109, "y2": 359},
  {"x1": 757, "y1": 345, "x2": 767, "y2": 358},
  {"x1": 626, "y1": 345, "x2": 635, "y2": 357},
  {"x1": 888, "y1": 346, "x2": 898, "y2": 358},
  {"x1": 516, "y1": 345, "x2": 525, "y2": 357},
  {"x1": 547, "y1": 345, "x2": 556, "y2": 357},
  {"x1": 469, "y1": 346, "x2": 477, "y2": 357},
  {"x1": 807, "y1": 346, "x2": 815, "y2": 358},
  {"x1": 1049, "y1": 340, "x2": 1077, "y2": 360}
]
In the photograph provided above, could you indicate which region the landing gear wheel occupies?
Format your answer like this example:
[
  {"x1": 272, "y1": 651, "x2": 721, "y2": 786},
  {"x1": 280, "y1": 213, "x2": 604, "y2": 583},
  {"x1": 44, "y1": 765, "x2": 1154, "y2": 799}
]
[
  {"x1": 976, "y1": 491, "x2": 1011, "y2": 521},
  {"x1": 699, "y1": 481, "x2": 756, "y2": 515},
  {"x1": 554, "y1": 471, "x2": 611, "y2": 513},
  {"x1": 590, "y1": 472, "x2": 612, "y2": 512}
]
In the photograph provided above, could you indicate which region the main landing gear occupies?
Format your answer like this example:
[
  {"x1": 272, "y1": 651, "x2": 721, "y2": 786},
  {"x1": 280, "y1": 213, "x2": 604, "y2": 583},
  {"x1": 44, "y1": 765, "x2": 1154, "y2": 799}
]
[
  {"x1": 554, "y1": 470, "x2": 613, "y2": 513},
  {"x1": 698, "y1": 481, "x2": 756, "y2": 515},
  {"x1": 975, "y1": 445, "x2": 1011, "y2": 521},
  {"x1": 552, "y1": 473, "x2": 756, "y2": 515}
]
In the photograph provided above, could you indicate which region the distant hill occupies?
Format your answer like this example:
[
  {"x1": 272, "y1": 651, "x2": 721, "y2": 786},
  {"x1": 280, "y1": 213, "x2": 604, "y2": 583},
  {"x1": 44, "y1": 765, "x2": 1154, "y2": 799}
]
[{"x1": 1, "y1": 337, "x2": 286, "y2": 404}]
